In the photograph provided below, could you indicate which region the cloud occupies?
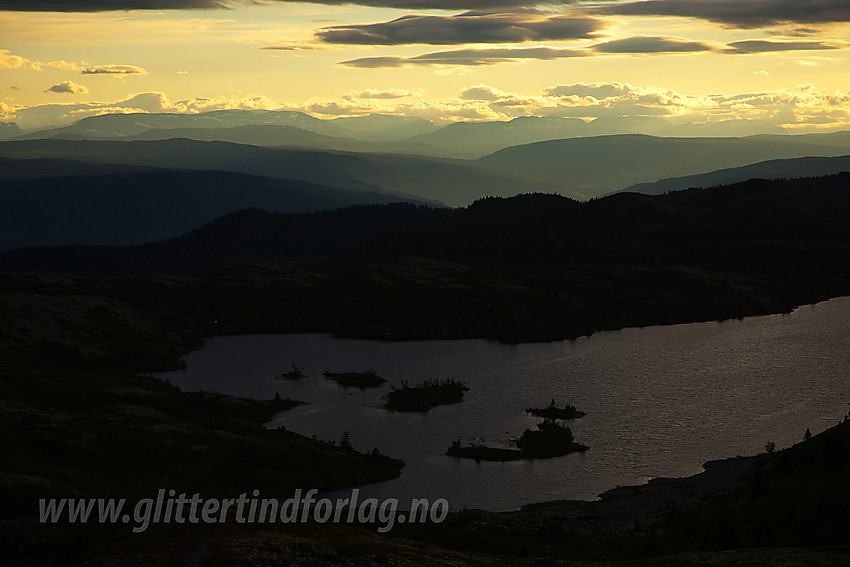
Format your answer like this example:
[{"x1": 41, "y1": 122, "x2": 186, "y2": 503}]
[
  {"x1": 338, "y1": 33, "x2": 850, "y2": 69},
  {"x1": 45, "y1": 60, "x2": 86, "y2": 71},
  {"x1": 340, "y1": 47, "x2": 590, "y2": 67},
  {"x1": 544, "y1": 82, "x2": 632, "y2": 99},
  {"x1": 260, "y1": 44, "x2": 323, "y2": 51},
  {"x1": 7, "y1": 0, "x2": 849, "y2": 28},
  {"x1": 293, "y1": 82, "x2": 850, "y2": 132},
  {"x1": 7, "y1": 82, "x2": 850, "y2": 134},
  {"x1": 0, "y1": 49, "x2": 29, "y2": 69},
  {"x1": 7, "y1": 91, "x2": 287, "y2": 130},
  {"x1": 0, "y1": 0, "x2": 579, "y2": 11},
  {"x1": 0, "y1": 0, "x2": 226, "y2": 10},
  {"x1": 315, "y1": 12, "x2": 606, "y2": 46},
  {"x1": 591, "y1": 35, "x2": 719, "y2": 54},
  {"x1": 344, "y1": 89, "x2": 414, "y2": 99},
  {"x1": 0, "y1": 50, "x2": 89, "y2": 72},
  {"x1": 595, "y1": 0, "x2": 850, "y2": 29},
  {"x1": 460, "y1": 85, "x2": 510, "y2": 101},
  {"x1": 47, "y1": 80, "x2": 89, "y2": 94},
  {"x1": 725, "y1": 40, "x2": 849, "y2": 53},
  {"x1": 82, "y1": 64, "x2": 148, "y2": 75}
]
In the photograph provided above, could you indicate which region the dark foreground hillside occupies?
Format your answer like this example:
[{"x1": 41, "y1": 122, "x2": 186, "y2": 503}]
[{"x1": 3, "y1": 173, "x2": 850, "y2": 565}]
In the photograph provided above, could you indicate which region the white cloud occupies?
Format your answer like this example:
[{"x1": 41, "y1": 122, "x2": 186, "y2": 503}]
[
  {"x1": 343, "y1": 88, "x2": 415, "y2": 100},
  {"x1": 0, "y1": 49, "x2": 30, "y2": 69},
  {"x1": 7, "y1": 84, "x2": 850, "y2": 132},
  {"x1": 47, "y1": 80, "x2": 89, "y2": 94}
]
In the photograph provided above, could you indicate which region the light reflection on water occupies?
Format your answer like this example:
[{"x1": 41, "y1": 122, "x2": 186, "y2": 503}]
[{"x1": 157, "y1": 297, "x2": 850, "y2": 511}]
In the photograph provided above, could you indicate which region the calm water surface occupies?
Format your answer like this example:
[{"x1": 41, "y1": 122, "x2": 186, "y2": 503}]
[{"x1": 157, "y1": 297, "x2": 850, "y2": 511}]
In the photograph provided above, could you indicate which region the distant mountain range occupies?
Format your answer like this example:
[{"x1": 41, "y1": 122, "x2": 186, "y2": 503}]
[
  {"x1": 0, "y1": 122, "x2": 22, "y2": 140},
  {"x1": 13, "y1": 109, "x2": 354, "y2": 140},
  {"x1": 4, "y1": 110, "x2": 850, "y2": 228},
  {"x1": 0, "y1": 139, "x2": 556, "y2": 206},
  {"x1": 6, "y1": 109, "x2": 845, "y2": 159},
  {"x1": 476, "y1": 133, "x2": 850, "y2": 199}
]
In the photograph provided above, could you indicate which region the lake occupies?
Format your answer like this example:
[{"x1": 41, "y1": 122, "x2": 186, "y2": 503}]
[{"x1": 156, "y1": 297, "x2": 850, "y2": 511}]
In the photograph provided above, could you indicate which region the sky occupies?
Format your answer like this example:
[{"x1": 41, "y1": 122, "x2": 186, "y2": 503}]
[{"x1": 1, "y1": 0, "x2": 850, "y2": 132}]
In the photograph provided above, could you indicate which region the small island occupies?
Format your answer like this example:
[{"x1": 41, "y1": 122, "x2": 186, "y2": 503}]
[
  {"x1": 446, "y1": 419, "x2": 589, "y2": 462},
  {"x1": 383, "y1": 378, "x2": 469, "y2": 412},
  {"x1": 323, "y1": 370, "x2": 387, "y2": 389},
  {"x1": 275, "y1": 363, "x2": 307, "y2": 381},
  {"x1": 526, "y1": 399, "x2": 586, "y2": 420}
]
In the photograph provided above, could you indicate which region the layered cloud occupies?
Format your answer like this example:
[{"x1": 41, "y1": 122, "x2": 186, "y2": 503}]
[
  {"x1": 295, "y1": 82, "x2": 850, "y2": 133},
  {"x1": 0, "y1": 0, "x2": 226, "y2": 10},
  {"x1": 725, "y1": 40, "x2": 849, "y2": 54},
  {"x1": 594, "y1": 0, "x2": 850, "y2": 29},
  {"x1": 591, "y1": 36, "x2": 718, "y2": 54},
  {"x1": 338, "y1": 34, "x2": 846, "y2": 67},
  {"x1": 7, "y1": 83, "x2": 850, "y2": 134},
  {"x1": 315, "y1": 12, "x2": 605, "y2": 46},
  {"x1": 0, "y1": 0, "x2": 570, "y2": 11},
  {"x1": 82, "y1": 64, "x2": 148, "y2": 75},
  {"x1": 340, "y1": 47, "x2": 588, "y2": 67},
  {"x1": 6, "y1": 92, "x2": 280, "y2": 130},
  {"x1": 5, "y1": 0, "x2": 850, "y2": 32},
  {"x1": 343, "y1": 88, "x2": 415, "y2": 99},
  {"x1": 47, "y1": 80, "x2": 89, "y2": 94},
  {"x1": 0, "y1": 49, "x2": 143, "y2": 75},
  {"x1": 0, "y1": 49, "x2": 28, "y2": 69}
]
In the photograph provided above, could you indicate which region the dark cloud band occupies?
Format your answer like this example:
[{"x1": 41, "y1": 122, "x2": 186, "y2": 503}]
[
  {"x1": 0, "y1": 0, "x2": 221, "y2": 10},
  {"x1": 592, "y1": 35, "x2": 717, "y2": 53},
  {"x1": 340, "y1": 47, "x2": 589, "y2": 67},
  {"x1": 336, "y1": 34, "x2": 849, "y2": 68},
  {"x1": 316, "y1": 12, "x2": 605, "y2": 45},
  {"x1": 0, "y1": 0, "x2": 576, "y2": 11},
  {"x1": 594, "y1": 0, "x2": 850, "y2": 28},
  {"x1": 726, "y1": 39, "x2": 847, "y2": 53}
]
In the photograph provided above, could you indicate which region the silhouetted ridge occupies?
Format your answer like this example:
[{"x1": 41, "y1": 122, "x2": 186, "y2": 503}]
[
  {"x1": 0, "y1": 204, "x2": 446, "y2": 275},
  {"x1": 2, "y1": 173, "x2": 849, "y2": 278}
]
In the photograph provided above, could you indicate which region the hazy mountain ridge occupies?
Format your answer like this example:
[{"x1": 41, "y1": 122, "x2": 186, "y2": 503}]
[
  {"x1": 6, "y1": 112, "x2": 850, "y2": 207},
  {"x1": 404, "y1": 115, "x2": 790, "y2": 151},
  {"x1": 622, "y1": 154, "x2": 850, "y2": 195},
  {"x1": 0, "y1": 122, "x2": 23, "y2": 140},
  {"x1": 121, "y1": 124, "x2": 480, "y2": 158},
  {"x1": 11, "y1": 108, "x2": 850, "y2": 160},
  {"x1": 477, "y1": 133, "x2": 850, "y2": 199},
  {"x1": 330, "y1": 114, "x2": 440, "y2": 141},
  {"x1": 0, "y1": 138, "x2": 554, "y2": 206},
  {"x1": 0, "y1": 156, "x2": 157, "y2": 182},
  {"x1": 0, "y1": 168, "x2": 439, "y2": 251},
  {"x1": 13, "y1": 109, "x2": 354, "y2": 141}
]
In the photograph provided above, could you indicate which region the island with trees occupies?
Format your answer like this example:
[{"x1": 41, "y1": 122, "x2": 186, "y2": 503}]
[
  {"x1": 383, "y1": 378, "x2": 469, "y2": 412},
  {"x1": 526, "y1": 399, "x2": 586, "y2": 420},
  {"x1": 447, "y1": 419, "x2": 588, "y2": 461},
  {"x1": 275, "y1": 362, "x2": 307, "y2": 380}
]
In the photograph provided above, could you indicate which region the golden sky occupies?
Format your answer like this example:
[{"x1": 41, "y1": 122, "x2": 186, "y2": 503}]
[{"x1": 1, "y1": 0, "x2": 850, "y2": 132}]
